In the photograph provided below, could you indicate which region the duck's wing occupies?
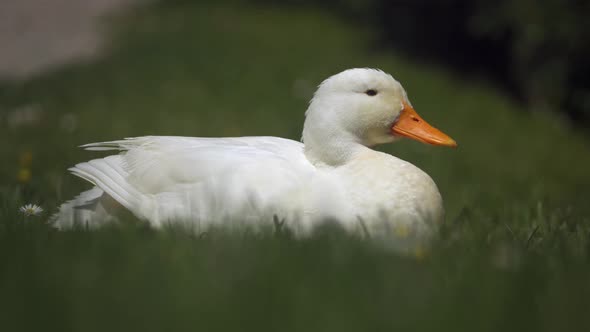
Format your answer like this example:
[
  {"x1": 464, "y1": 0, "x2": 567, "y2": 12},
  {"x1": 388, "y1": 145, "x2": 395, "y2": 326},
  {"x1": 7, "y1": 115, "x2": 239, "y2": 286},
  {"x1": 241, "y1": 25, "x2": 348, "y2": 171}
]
[{"x1": 71, "y1": 136, "x2": 316, "y2": 226}]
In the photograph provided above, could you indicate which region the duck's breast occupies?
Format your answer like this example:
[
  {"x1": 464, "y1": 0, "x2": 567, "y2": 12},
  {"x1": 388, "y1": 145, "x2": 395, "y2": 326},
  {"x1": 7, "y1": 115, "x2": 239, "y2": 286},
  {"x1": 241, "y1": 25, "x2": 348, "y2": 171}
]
[{"x1": 333, "y1": 151, "x2": 444, "y2": 235}]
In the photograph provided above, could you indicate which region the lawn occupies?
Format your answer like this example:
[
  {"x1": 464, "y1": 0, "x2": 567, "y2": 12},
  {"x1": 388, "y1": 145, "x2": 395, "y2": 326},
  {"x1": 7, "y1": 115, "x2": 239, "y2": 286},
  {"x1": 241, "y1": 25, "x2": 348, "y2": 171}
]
[{"x1": 1, "y1": 1, "x2": 589, "y2": 331}]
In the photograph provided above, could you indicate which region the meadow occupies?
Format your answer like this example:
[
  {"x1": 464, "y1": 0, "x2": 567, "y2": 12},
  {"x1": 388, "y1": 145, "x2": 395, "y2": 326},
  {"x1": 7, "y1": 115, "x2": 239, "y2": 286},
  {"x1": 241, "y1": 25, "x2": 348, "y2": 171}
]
[{"x1": 1, "y1": 1, "x2": 590, "y2": 331}]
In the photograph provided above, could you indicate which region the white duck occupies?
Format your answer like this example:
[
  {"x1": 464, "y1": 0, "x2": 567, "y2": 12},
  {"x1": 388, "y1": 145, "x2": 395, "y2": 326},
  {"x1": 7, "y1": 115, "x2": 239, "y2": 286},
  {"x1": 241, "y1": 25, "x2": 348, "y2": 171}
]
[{"x1": 55, "y1": 68, "x2": 456, "y2": 246}]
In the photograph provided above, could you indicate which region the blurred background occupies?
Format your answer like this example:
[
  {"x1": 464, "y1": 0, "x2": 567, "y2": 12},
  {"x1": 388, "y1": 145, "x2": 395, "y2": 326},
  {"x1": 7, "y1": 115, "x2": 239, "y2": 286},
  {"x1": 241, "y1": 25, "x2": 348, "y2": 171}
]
[
  {"x1": 2, "y1": 0, "x2": 589, "y2": 124},
  {"x1": 1, "y1": 0, "x2": 589, "y2": 331}
]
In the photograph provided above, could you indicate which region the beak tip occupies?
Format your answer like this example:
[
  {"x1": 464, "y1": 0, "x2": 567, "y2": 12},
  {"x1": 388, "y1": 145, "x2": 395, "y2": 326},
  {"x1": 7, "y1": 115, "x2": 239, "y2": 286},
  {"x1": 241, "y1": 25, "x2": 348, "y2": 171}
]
[{"x1": 442, "y1": 135, "x2": 457, "y2": 148}]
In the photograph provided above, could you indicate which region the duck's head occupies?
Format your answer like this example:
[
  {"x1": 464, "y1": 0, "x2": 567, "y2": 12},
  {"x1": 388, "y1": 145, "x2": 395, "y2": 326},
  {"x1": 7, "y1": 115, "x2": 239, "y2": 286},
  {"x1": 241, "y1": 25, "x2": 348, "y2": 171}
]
[{"x1": 303, "y1": 68, "x2": 456, "y2": 165}]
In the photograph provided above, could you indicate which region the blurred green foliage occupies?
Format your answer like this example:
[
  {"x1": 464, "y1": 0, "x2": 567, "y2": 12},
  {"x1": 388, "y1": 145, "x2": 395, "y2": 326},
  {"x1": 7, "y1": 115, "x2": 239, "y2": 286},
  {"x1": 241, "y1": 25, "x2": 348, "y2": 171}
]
[
  {"x1": 470, "y1": 0, "x2": 590, "y2": 122},
  {"x1": 252, "y1": 0, "x2": 590, "y2": 125},
  {"x1": 0, "y1": 1, "x2": 589, "y2": 331}
]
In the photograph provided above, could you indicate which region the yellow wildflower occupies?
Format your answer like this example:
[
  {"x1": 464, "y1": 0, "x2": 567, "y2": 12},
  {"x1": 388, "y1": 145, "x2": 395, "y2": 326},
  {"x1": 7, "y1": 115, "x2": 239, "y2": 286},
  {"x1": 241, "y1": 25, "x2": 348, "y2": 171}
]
[{"x1": 17, "y1": 168, "x2": 32, "y2": 183}]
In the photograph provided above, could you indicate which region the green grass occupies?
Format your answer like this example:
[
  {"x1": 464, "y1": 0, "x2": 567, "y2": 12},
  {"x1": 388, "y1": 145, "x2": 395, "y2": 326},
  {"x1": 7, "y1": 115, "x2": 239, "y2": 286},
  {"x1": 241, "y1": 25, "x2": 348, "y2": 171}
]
[{"x1": 1, "y1": 1, "x2": 590, "y2": 331}]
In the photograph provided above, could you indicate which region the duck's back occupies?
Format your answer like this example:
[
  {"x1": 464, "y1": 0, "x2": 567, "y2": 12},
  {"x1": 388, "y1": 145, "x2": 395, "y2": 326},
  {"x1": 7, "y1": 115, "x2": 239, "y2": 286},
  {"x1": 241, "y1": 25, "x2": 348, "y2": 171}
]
[{"x1": 59, "y1": 136, "x2": 317, "y2": 230}]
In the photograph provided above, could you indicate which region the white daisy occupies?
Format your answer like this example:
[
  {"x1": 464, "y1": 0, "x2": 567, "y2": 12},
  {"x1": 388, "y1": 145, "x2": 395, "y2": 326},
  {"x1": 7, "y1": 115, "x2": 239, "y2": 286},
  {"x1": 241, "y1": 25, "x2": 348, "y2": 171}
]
[{"x1": 19, "y1": 204, "x2": 44, "y2": 217}]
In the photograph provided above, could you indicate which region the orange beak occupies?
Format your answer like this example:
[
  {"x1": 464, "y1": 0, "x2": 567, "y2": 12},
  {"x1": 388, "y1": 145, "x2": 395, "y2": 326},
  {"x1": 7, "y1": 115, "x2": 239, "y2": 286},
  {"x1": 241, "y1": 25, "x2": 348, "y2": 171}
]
[{"x1": 391, "y1": 101, "x2": 457, "y2": 148}]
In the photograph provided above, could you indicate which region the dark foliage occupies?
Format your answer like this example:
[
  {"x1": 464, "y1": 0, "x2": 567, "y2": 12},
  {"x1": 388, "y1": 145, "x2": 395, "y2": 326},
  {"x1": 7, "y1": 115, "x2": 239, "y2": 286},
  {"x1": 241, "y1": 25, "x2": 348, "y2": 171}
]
[{"x1": 254, "y1": 0, "x2": 590, "y2": 127}]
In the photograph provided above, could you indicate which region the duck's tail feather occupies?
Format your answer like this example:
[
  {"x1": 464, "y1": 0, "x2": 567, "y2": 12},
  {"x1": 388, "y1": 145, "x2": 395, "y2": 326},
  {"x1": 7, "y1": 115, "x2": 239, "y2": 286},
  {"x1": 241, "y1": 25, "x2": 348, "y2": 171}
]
[
  {"x1": 68, "y1": 155, "x2": 143, "y2": 212},
  {"x1": 51, "y1": 187, "x2": 120, "y2": 228},
  {"x1": 80, "y1": 137, "x2": 152, "y2": 151},
  {"x1": 53, "y1": 155, "x2": 147, "y2": 228}
]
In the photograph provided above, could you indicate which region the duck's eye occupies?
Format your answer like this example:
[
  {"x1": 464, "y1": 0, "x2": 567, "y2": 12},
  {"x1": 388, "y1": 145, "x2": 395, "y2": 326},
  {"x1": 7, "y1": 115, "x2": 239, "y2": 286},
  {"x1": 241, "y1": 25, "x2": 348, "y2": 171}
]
[{"x1": 365, "y1": 89, "x2": 378, "y2": 96}]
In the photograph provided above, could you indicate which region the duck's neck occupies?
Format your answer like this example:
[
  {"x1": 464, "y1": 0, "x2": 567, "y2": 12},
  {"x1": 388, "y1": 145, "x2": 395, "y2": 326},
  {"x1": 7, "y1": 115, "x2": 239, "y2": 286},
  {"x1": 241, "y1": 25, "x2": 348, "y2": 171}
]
[{"x1": 302, "y1": 105, "x2": 370, "y2": 167}]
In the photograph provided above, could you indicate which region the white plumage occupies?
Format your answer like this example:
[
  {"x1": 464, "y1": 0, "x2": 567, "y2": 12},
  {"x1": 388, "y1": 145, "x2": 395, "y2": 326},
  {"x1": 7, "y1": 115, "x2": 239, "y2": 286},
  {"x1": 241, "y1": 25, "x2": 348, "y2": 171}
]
[{"x1": 54, "y1": 68, "x2": 456, "y2": 247}]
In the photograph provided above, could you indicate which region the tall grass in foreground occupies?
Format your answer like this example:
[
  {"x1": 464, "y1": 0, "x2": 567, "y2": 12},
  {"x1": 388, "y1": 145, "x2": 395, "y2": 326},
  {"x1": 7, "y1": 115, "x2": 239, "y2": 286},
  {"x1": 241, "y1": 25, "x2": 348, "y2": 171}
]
[{"x1": 1, "y1": 212, "x2": 589, "y2": 332}]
